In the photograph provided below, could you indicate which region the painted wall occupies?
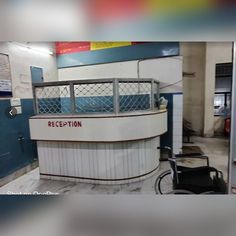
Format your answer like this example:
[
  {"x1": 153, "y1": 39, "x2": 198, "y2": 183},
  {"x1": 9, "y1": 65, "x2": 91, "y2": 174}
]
[
  {"x1": 204, "y1": 42, "x2": 232, "y2": 137},
  {"x1": 181, "y1": 42, "x2": 206, "y2": 136},
  {"x1": 0, "y1": 99, "x2": 36, "y2": 178},
  {"x1": 58, "y1": 57, "x2": 183, "y2": 93},
  {"x1": 181, "y1": 42, "x2": 233, "y2": 137},
  {"x1": 0, "y1": 42, "x2": 58, "y2": 179},
  {"x1": 57, "y1": 42, "x2": 179, "y2": 68},
  {"x1": 0, "y1": 42, "x2": 58, "y2": 98}
]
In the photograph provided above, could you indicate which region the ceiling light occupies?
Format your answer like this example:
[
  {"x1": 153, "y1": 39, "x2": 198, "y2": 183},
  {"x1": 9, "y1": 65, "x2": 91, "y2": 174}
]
[{"x1": 9, "y1": 42, "x2": 54, "y2": 55}]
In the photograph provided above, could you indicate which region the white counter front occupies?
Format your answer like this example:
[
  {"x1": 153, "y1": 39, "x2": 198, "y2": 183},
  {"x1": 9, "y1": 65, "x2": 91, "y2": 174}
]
[
  {"x1": 29, "y1": 110, "x2": 167, "y2": 184},
  {"x1": 29, "y1": 110, "x2": 167, "y2": 142}
]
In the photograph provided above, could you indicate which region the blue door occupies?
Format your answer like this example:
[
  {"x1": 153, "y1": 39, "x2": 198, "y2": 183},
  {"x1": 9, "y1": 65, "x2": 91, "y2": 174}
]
[{"x1": 30, "y1": 67, "x2": 43, "y2": 84}]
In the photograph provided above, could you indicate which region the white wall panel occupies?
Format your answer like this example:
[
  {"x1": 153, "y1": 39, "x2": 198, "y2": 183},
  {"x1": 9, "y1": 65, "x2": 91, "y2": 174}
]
[
  {"x1": 58, "y1": 57, "x2": 183, "y2": 93},
  {"x1": 0, "y1": 42, "x2": 58, "y2": 98},
  {"x1": 58, "y1": 61, "x2": 138, "y2": 80},
  {"x1": 173, "y1": 94, "x2": 183, "y2": 154},
  {"x1": 139, "y1": 57, "x2": 183, "y2": 93}
]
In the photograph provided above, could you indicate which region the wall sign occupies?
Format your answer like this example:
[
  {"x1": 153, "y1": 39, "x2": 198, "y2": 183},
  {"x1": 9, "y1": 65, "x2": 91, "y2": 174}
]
[
  {"x1": 0, "y1": 54, "x2": 12, "y2": 97},
  {"x1": 0, "y1": 80, "x2": 12, "y2": 92},
  {"x1": 48, "y1": 121, "x2": 82, "y2": 128}
]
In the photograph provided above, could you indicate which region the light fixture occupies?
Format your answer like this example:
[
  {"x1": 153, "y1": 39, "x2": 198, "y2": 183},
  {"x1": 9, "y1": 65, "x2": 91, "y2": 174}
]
[{"x1": 9, "y1": 42, "x2": 54, "y2": 55}]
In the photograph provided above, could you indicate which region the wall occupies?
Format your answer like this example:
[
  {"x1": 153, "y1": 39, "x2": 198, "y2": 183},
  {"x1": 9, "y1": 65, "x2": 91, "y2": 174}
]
[
  {"x1": 58, "y1": 57, "x2": 183, "y2": 92},
  {"x1": 0, "y1": 42, "x2": 58, "y2": 98},
  {"x1": 0, "y1": 42, "x2": 58, "y2": 179},
  {"x1": 57, "y1": 42, "x2": 179, "y2": 68},
  {"x1": 181, "y1": 43, "x2": 206, "y2": 136},
  {"x1": 58, "y1": 57, "x2": 183, "y2": 153},
  {"x1": 204, "y1": 42, "x2": 233, "y2": 137},
  {"x1": 181, "y1": 42, "x2": 233, "y2": 137}
]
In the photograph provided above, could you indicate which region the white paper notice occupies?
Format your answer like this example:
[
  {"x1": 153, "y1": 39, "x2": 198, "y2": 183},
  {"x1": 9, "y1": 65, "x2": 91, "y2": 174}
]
[
  {"x1": 0, "y1": 79, "x2": 12, "y2": 92},
  {"x1": 0, "y1": 54, "x2": 12, "y2": 93}
]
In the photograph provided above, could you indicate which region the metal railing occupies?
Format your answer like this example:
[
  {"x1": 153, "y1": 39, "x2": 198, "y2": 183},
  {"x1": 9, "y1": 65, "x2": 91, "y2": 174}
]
[{"x1": 33, "y1": 78, "x2": 159, "y2": 115}]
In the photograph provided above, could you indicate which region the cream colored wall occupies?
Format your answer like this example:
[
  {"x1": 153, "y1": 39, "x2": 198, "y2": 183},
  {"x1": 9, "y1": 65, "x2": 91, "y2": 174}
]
[
  {"x1": 58, "y1": 57, "x2": 183, "y2": 94},
  {"x1": 181, "y1": 42, "x2": 232, "y2": 137},
  {"x1": 181, "y1": 42, "x2": 206, "y2": 135},
  {"x1": 0, "y1": 42, "x2": 58, "y2": 99},
  {"x1": 204, "y1": 42, "x2": 232, "y2": 137}
]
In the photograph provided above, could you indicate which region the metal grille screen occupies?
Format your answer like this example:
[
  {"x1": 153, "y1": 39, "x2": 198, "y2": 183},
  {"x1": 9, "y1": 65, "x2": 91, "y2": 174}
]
[
  {"x1": 74, "y1": 83, "x2": 114, "y2": 113},
  {"x1": 33, "y1": 79, "x2": 159, "y2": 115},
  {"x1": 35, "y1": 85, "x2": 71, "y2": 114},
  {"x1": 119, "y1": 82, "x2": 152, "y2": 112}
]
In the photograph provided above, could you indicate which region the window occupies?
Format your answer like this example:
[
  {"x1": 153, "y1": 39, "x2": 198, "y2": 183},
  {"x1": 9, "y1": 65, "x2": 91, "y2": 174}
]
[
  {"x1": 214, "y1": 63, "x2": 232, "y2": 117},
  {"x1": 216, "y1": 63, "x2": 232, "y2": 78},
  {"x1": 214, "y1": 92, "x2": 231, "y2": 116}
]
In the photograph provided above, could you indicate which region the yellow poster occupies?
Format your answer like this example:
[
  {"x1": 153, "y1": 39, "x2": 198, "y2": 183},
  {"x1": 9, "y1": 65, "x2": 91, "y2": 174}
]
[
  {"x1": 91, "y1": 42, "x2": 131, "y2": 51},
  {"x1": 148, "y1": 0, "x2": 211, "y2": 12}
]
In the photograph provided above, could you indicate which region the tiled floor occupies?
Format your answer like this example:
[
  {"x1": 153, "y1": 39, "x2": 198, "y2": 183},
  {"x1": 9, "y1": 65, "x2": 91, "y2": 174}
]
[{"x1": 0, "y1": 136, "x2": 229, "y2": 194}]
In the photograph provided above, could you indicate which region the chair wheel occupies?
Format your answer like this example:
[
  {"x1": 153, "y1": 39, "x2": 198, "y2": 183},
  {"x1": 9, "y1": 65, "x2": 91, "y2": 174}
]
[
  {"x1": 154, "y1": 171, "x2": 195, "y2": 194},
  {"x1": 167, "y1": 189, "x2": 195, "y2": 194},
  {"x1": 154, "y1": 170, "x2": 172, "y2": 194}
]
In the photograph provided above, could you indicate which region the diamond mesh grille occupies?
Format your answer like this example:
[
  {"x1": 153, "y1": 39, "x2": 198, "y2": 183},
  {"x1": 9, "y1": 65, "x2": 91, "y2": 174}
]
[
  {"x1": 35, "y1": 85, "x2": 71, "y2": 114},
  {"x1": 74, "y1": 83, "x2": 113, "y2": 113},
  {"x1": 119, "y1": 82, "x2": 151, "y2": 112},
  {"x1": 34, "y1": 80, "x2": 159, "y2": 114}
]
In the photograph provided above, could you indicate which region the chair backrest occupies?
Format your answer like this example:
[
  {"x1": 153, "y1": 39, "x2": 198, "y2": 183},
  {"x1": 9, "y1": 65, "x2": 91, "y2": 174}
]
[
  {"x1": 157, "y1": 146, "x2": 180, "y2": 185},
  {"x1": 168, "y1": 158, "x2": 179, "y2": 185}
]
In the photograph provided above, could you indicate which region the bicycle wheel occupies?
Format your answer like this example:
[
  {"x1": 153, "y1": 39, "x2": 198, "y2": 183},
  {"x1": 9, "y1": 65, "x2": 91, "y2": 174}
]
[{"x1": 154, "y1": 170, "x2": 173, "y2": 194}]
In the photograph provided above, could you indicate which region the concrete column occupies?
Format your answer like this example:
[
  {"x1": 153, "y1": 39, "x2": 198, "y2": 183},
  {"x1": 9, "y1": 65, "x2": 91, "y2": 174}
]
[{"x1": 181, "y1": 42, "x2": 206, "y2": 136}]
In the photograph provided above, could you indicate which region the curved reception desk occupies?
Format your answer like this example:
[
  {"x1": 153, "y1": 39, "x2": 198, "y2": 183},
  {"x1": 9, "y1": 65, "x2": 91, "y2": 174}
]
[{"x1": 29, "y1": 79, "x2": 167, "y2": 184}]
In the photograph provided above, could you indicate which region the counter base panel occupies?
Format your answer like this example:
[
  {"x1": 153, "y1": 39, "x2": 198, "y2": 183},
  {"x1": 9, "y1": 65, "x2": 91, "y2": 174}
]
[
  {"x1": 40, "y1": 167, "x2": 159, "y2": 185},
  {"x1": 37, "y1": 137, "x2": 160, "y2": 184}
]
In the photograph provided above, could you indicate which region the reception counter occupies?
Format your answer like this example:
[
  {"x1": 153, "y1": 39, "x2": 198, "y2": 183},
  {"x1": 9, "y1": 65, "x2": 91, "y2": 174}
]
[{"x1": 29, "y1": 78, "x2": 167, "y2": 184}]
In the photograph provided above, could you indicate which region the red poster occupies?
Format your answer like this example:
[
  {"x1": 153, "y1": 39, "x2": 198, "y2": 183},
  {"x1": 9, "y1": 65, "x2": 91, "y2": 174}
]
[
  {"x1": 56, "y1": 42, "x2": 91, "y2": 54},
  {"x1": 56, "y1": 42, "x2": 146, "y2": 55}
]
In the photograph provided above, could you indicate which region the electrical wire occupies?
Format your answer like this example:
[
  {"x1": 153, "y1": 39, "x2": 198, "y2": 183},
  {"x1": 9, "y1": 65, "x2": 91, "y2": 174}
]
[
  {"x1": 159, "y1": 80, "x2": 182, "y2": 89},
  {"x1": 136, "y1": 57, "x2": 182, "y2": 90}
]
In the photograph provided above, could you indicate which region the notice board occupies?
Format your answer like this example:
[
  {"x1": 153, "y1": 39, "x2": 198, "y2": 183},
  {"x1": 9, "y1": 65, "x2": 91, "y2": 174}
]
[{"x1": 0, "y1": 53, "x2": 12, "y2": 97}]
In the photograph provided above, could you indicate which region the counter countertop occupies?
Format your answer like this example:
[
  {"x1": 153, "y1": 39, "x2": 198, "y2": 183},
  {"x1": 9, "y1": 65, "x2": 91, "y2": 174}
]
[{"x1": 30, "y1": 109, "x2": 167, "y2": 119}]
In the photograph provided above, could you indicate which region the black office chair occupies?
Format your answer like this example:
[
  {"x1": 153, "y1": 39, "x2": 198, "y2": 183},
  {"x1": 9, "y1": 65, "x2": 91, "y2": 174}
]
[{"x1": 155, "y1": 146, "x2": 227, "y2": 194}]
